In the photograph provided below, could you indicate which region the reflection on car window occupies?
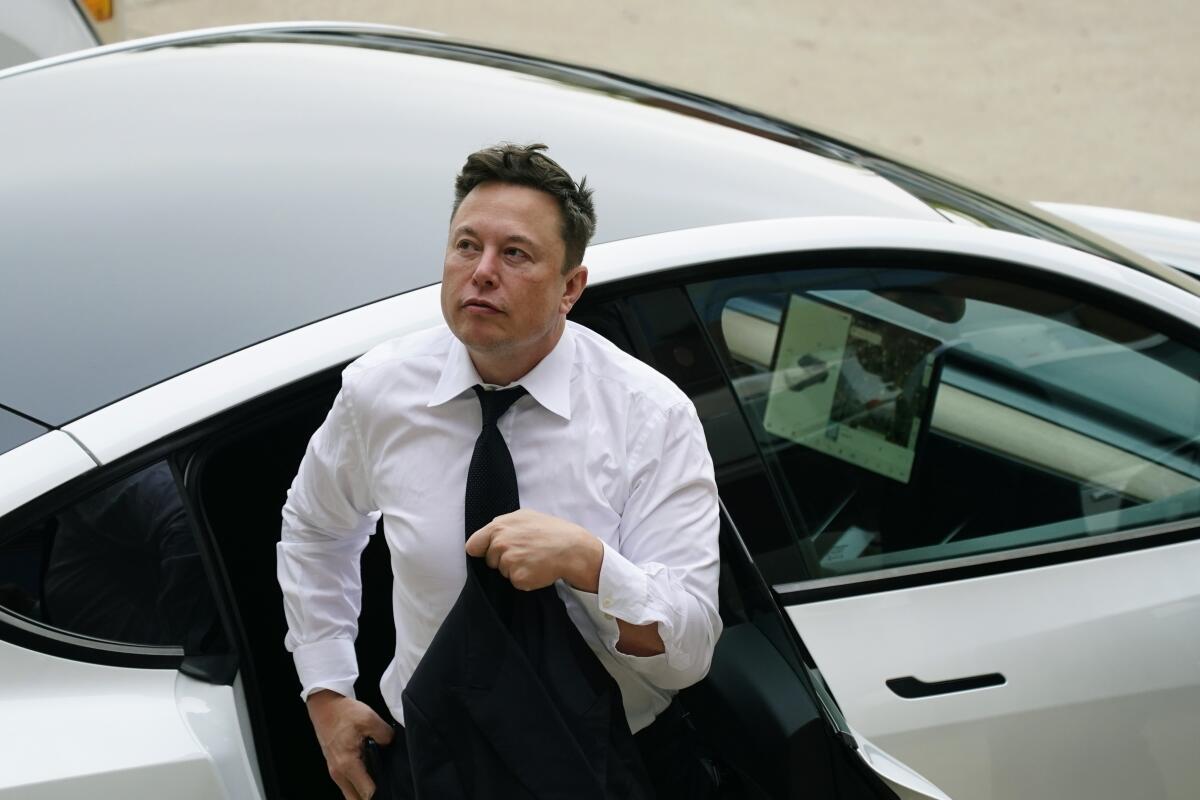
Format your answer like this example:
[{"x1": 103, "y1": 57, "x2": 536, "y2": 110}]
[
  {"x1": 688, "y1": 266, "x2": 1200, "y2": 581},
  {"x1": 0, "y1": 461, "x2": 222, "y2": 651}
]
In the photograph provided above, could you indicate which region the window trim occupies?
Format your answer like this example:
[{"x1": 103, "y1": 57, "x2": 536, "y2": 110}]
[{"x1": 0, "y1": 605, "x2": 184, "y2": 668}]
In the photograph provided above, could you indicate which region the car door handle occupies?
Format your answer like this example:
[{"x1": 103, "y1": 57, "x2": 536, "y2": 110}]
[{"x1": 886, "y1": 672, "x2": 1006, "y2": 698}]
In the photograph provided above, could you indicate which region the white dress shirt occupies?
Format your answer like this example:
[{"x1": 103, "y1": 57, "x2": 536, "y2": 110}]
[{"x1": 277, "y1": 320, "x2": 721, "y2": 733}]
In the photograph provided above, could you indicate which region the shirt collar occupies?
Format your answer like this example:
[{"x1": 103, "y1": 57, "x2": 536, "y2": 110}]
[{"x1": 427, "y1": 325, "x2": 575, "y2": 421}]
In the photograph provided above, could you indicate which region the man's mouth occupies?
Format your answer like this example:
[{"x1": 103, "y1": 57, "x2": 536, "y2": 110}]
[{"x1": 463, "y1": 298, "x2": 502, "y2": 314}]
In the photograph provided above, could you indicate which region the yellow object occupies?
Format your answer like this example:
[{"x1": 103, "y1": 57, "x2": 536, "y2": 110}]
[{"x1": 79, "y1": 0, "x2": 113, "y2": 23}]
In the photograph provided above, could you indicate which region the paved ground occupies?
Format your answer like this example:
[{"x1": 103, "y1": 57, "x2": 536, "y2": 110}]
[{"x1": 113, "y1": 0, "x2": 1199, "y2": 220}]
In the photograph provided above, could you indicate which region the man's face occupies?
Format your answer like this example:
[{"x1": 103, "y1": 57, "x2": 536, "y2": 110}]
[{"x1": 441, "y1": 181, "x2": 586, "y2": 362}]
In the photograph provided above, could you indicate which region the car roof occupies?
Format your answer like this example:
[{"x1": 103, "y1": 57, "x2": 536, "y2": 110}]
[{"x1": 2, "y1": 22, "x2": 1192, "y2": 433}]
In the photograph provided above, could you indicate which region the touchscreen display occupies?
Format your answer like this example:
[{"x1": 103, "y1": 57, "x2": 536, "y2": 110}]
[{"x1": 762, "y1": 293, "x2": 942, "y2": 483}]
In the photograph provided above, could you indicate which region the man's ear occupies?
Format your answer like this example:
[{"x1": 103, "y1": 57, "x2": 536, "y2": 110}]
[{"x1": 561, "y1": 264, "x2": 588, "y2": 314}]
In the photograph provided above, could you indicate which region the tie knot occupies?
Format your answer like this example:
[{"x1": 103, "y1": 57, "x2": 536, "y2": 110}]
[{"x1": 473, "y1": 385, "x2": 527, "y2": 427}]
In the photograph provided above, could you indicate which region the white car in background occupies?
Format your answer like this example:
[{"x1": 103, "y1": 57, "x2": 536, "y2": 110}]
[
  {"x1": 1035, "y1": 202, "x2": 1200, "y2": 278},
  {"x1": 1, "y1": 23, "x2": 1198, "y2": 800},
  {"x1": 0, "y1": 0, "x2": 116, "y2": 70}
]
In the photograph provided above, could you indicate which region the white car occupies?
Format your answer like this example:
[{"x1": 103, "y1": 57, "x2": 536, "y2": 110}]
[{"x1": 2, "y1": 23, "x2": 1198, "y2": 800}]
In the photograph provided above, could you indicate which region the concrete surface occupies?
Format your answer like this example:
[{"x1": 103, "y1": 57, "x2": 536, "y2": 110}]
[{"x1": 111, "y1": 0, "x2": 1199, "y2": 220}]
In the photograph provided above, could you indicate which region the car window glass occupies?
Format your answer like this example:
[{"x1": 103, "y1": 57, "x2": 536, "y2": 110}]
[
  {"x1": 572, "y1": 289, "x2": 803, "y2": 584},
  {"x1": 687, "y1": 264, "x2": 1200, "y2": 581},
  {"x1": 0, "y1": 460, "x2": 222, "y2": 651}
]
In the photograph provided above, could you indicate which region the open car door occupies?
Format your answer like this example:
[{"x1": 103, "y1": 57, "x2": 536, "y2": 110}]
[{"x1": 582, "y1": 217, "x2": 1200, "y2": 800}]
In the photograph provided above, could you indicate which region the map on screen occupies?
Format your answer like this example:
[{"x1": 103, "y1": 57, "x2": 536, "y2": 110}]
[{"x1": 762, "y1": 293, "x2": 942, "y2": 483}]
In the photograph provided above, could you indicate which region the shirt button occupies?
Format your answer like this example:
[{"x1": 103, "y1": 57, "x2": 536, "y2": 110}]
[{"x1": 601, "y1": 597, "x2": 613, "y2": 609}]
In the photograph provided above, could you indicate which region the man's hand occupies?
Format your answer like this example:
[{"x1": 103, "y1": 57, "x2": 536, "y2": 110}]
[
  {"x1": 465, "y1": 509, "x2": 603, "y2": 592},
  {"x1": 307, "y1": 689, "x2": 395, "y2": 800}
]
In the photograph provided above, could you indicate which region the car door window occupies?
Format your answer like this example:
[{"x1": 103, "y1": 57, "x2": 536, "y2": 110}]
[
  {"x1": 571, "y1": 287, "x2": 805, "y2": 585},
  {"x1": 686, "y1": 260, "x2": 1200, "y2": 582},
  {"x1": 0, "y1": 460, "x2": 222, "y2": 651}
]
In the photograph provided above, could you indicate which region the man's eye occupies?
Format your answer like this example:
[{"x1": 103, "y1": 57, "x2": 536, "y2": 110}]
[
  {"x1": 456, "y1": 240, "x2": 476, "y2": 251},
  {"x1": 505, "y1": 248, "x2": 529, "y2": 260}
]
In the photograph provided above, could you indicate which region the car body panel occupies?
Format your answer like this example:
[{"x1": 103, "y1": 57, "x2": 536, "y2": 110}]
[
  {"x1": 176, "y1": 674, "x2": 266, "y2": 799},
  {"x1": 0, "y1": 431, "x2": 95, "y2": 518},
  {"x1": 787, "y1": 539, "x2": 1200, "y2": 800},
  {"x1": 852, "y1": 728, "x2": 952, "y2": 800},
  {"x1": 0, "y1": 635, "x2": 253, "y2": 799},
  {"x1": 1035, "y1": 202, "x2": 1200, "y2": 278}
]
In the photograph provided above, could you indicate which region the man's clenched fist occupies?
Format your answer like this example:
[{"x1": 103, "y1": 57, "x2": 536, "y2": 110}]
[{"x1": 465, "y1": 508, "x2": 603, "y2": 592}]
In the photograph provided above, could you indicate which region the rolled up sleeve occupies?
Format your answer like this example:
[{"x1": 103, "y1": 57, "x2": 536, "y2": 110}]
[
  {"x1": 571, "y1": 400, "x2": 722, "y2": 691},
  {"x1": 277, "y1": 375, "x2": 378, "y2": 702}
]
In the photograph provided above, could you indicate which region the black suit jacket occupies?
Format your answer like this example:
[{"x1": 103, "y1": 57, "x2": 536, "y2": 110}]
[{"x1": 401, "y1": 558, "x2": 653, "y2": 799}]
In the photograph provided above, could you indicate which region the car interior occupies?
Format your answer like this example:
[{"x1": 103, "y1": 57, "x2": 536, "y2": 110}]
[
  {"x1": 182, "y1": 302, "x2": 896, "y2": 799},
  {"x1": 687, "y1": 261, "x2": 1200, "y2": 585}
]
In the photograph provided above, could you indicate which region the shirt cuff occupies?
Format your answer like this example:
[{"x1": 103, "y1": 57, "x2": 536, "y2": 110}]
[
  {"x1": 292, "y1": 638, "x2": 359, "y2": 702},
  {"x1": 594, "y1": 540, "x2": 655, "y2": 625}
]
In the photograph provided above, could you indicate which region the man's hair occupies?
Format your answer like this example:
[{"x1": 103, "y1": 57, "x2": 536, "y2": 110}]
[{"x1": 452, "y1": 143, "x2": 596, "y2": 272}]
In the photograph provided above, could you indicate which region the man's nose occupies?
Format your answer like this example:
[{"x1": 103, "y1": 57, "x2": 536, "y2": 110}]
[{"x1": 471, "y1": 247, "x2": 501, "y2": 287}]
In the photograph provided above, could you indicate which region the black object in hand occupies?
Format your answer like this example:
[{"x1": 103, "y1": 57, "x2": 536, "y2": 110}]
[{"x1": 362, "y1": 736, "x2": 392, "y2": 800}]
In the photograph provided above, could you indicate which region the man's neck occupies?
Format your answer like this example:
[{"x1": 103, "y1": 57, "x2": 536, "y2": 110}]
[{"x1": 469, "y1": 320, "x2": 566, "y2": 386}]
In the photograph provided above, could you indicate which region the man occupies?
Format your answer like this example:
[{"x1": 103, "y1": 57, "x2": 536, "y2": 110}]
[{"x1": 278, "y1": 143, "x2": 721, "y2": 799}]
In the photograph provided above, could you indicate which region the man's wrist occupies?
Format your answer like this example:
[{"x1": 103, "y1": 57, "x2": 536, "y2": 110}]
[
  {"x1": 563, "y1": 528, "x2": 604, "y2": 593},
  {"x1": 306, "y1": 688, "x2": 346, "y2": 714}
]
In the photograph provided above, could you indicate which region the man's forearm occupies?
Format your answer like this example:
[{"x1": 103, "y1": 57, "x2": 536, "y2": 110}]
[{"x1": 615, "y1": 619, "x2": 666, "y2": 656}]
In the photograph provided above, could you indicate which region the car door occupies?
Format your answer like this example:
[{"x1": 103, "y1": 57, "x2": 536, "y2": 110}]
[
  {"x1": 584, "y1": 217, "x2": 1200, "y2": 800},
  {"x1": 0, "y1": 435, "x2": 266, "y2": 799},
  {"x1": 569, "y1": 276, "x2": 950, "y2": 800}
]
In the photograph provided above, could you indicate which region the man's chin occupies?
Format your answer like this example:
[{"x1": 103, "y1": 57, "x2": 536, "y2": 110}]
[{"x1": 451, "y1": 323, "x2": 511, "y2": 353}]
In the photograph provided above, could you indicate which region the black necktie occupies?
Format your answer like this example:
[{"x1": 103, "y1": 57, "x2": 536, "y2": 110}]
[
  {"x1": 465, "y1": 385, "x2": 527, "y2": 616},
  {"x1": 465, "y1": 385, "x2": 527, "y2": 537}
]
